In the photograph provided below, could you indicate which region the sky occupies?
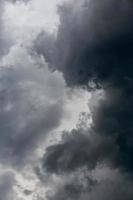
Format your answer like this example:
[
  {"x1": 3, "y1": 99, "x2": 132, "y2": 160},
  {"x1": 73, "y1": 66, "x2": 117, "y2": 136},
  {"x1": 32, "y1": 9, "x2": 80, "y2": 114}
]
[{"x1": 1, "y1": 0, "x2": 133, "y2": 200}]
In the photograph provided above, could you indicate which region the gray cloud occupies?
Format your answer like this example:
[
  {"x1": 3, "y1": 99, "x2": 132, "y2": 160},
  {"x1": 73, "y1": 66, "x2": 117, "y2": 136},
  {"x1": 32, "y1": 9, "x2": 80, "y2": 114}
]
[
  {"x1": 34, "y1": 0, "x2": 133, "y2": 87},
  {"x1": 0, "y1": 1, "x2": 11, "y2": 57},
  {"x1": 44, "y1": 167, "x2": 133, "y2": 200},
  {"x1": 40, "y1": 0, "x2": 133, "y2": 172},
  {"x1": 0, "y1": 172, "x2": 16, "y2": 200},
  {"x1": 35, "y1": 0, "x2": 133, "y2": 199},
  {"x1": 42, "y1": 129, "x2": 117, "y2": 174},
  {"x1": 46, "y1": 169, "x2": 97, "y2": 200},
  {"x1": 0, "y1": 45, "x2": 66, "y2": 167},
  {"x1": 1, "y1": 0, "x2": 133, "y2": 199},
  {"x1": 0, "y1": 0, "x2": 27, "y2": 57},
  {"x1": 34, "y1": 32, "x2": 56, "y2": 69},
  {"x1": 0, "y1": 1, "x2": 68, "y2": 197}
]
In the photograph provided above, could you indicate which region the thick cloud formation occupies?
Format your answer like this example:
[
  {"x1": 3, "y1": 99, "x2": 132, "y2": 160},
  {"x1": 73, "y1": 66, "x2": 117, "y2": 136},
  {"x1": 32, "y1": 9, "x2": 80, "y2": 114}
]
[
  {"x1": 0, "y1": 45, "x2": 66, "y2": 167},
  {"x1": 40, "y1": 0, "x2": 133, "y2": 199},
  {"x1": 35, "y1": 0, "x2": 133, "y2": 87},
  {"x1": 0, "y1": 172, "x2": 16, "y2": 200},
  {"x1": 43, "y1": 129, "x2": 117, "y2": 174},
  {"x1": 56, "y1": 0, "x2": 133, "y2": 87},
  {"x1": 46, "y1": 171, "x2": 133, "y2": 200},
  {"x1": 1, "y1": 0, "x2": 133, "y2": 199},
  {"x1": 0, "y1": 1, "x2": 70, "y2": 199},
  {"x1": 41, "y1": 0, "x2": 133, "y2": 171}
]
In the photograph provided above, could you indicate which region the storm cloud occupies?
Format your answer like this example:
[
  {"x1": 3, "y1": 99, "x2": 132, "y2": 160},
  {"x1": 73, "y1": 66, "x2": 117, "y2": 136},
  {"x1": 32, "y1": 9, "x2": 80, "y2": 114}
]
[
  {"x1": 43, "y1": 128, "x2": 117, "y2": 174},
  {"x1": 40, "y1": 0, "x2": 133, "y2": 199},
  {"x1": 46, "y1": 171, "x2": 133, "y2": 200},
  {"x1": 1, "y1": 0, "x2": 133, "y2": 199},
  {"x1": 35, "y1": 0, "x2": 133, "y2": 87}
]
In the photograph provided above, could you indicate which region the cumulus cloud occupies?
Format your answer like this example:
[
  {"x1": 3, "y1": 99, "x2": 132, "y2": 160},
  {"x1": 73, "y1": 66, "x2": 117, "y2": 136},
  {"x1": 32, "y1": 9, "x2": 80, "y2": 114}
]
[
  {"x1": 1, "y1": 0, "x2": 133, "y2": 199},
  {"x1": 0, "y1": 44, "x2": 66, "y2": 167},
  {"x1": 42, "y1": 128, "x2": 117, "y2": 174},
  {"x1": 0, "y1": 0, "x2": 94, "y2": 199},
  {"x1": 46, "y1": 172, "x2": 133, "y2": 200},
  {"x1": 38, "y1": 0, "x2": 133, "y2": 199},
  {"x1": 0, "y1": 172, "x2": 17, "y2": 200},
  {"x1": 41, "y1": 0, "x2": 133, "y2": 171},
  {"x1": 53, "y1": 0, "x2": 133, "y2": 87}
]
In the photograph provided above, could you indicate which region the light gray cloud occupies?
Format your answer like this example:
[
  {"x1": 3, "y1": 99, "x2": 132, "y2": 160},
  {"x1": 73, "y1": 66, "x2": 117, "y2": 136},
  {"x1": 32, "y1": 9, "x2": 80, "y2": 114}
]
[
  {"x1": 0, "y1": 0, "x2": 29, "y2": 58},
  {"x1": 0, "y1": 44, "x2": 66, "y2": 167},
  {"x1": 0, "y1": 172, "x2": 16, "y2": 200}
]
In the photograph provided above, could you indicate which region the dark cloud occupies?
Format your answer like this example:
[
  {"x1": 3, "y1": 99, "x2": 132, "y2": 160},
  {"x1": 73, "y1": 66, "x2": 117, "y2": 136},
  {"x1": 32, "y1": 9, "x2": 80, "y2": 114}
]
[
  {"x1": 37, "y1": 0, "x2": 133, "y2": 199},
  {"x1": 23, "y1": 189, "x2": 33, "y2": 195},
  {"x1": 1, "y1": 0, "x2": 133, "y2": 199},
  {"x1": 46, "y1": 168, "x2": 97, "y2": 200},
  {"x1": 55, "y1": 0, "x2": 133, "y2": 87},
  {"x1": 41, "y1": 0, "x2": 133, "y2": 173},
  {"x1": 44, "y1": 167, "x2": 133, "y2": 200},
  {"x1": 91, "y1": 87, "x2": 133, "y2": 172},
  {"x1": 34, "y1": 0, "x2": 133, "y2": 87},
  {"x1": 43, "y1": 129, "x2": 117, "y2": 174},
  {"x1": 47, "y1": 175, "x2": 133, "y2": 200}
]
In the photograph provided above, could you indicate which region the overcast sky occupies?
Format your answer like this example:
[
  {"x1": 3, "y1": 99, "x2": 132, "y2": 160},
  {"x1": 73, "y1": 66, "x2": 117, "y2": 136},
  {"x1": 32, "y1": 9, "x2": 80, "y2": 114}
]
[
  {"x1": 0, "y1": 1, "x2": 91, "y2": 199},
  {"x1": 1, "y1": 0, "x2": 133, "y2": 200}
]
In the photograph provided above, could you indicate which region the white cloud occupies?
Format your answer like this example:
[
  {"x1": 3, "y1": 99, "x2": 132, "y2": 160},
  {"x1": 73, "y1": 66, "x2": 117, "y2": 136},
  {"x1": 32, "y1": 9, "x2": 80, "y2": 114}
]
[
  {"x1": 0, "y1": 0, "x2": 92, "y2": 199},
  {"x1": 3, "y1": 0, "x2": 68, "y2": 47}
]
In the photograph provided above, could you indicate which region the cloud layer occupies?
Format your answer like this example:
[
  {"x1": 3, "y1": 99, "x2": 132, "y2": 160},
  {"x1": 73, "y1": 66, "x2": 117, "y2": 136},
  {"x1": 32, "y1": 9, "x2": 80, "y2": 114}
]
[
  {"x1": 1, "y1": 0, "x2": 133, "y2": 200},
  {"x1": 40, "y1": 1, "x2": 133, "y2": 200}
]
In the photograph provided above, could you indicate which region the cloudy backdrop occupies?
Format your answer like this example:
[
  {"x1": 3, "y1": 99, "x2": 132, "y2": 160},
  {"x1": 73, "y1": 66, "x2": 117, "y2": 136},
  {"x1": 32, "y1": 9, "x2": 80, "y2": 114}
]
[{"x1": 0, "y1": 0, "x2": 133, "y2": 199}]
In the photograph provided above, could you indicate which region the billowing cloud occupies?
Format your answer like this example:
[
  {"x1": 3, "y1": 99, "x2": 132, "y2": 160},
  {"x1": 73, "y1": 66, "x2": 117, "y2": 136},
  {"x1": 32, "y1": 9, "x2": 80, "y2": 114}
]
[
  {"x1": 34, "y1": 0, "x2": 133, "y2": 85},
  {"x1": 42, "y1": 128, "x2": 117, "y2": 174},
  {"x1": 46, "y1": 172, "x2": 133, "y2": 200},
  {"x1": 0, "y1": 1, "x2": 94, "y2": 199},
  {"x1": 1, "y1": 0, "x2": 133, "y2": 199},
  {"x1": 55, "y1": 0, "x2": 133, "y2": 87},
  {"x1": 38, "y1": 0, "x2": 133, "y2": 200},
  {"x1": 0, "y1": 44, "x2": 66, "y2": 167},
  {"x1": 0, "y1": 172, "x2": 17, "y2": 200},
  {"x1": 41, "y1": 0, "x2": 133, "y2": 171}
]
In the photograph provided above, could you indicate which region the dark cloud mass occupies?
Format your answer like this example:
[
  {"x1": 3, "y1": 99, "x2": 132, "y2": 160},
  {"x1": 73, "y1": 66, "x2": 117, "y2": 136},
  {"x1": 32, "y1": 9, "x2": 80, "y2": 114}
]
[
  {"x1": 55, "y1": 0, "x2": 133, "y2": 86},
  {"x1": 43, "y1": 129, "x2": 117, "y2": 174},
  {"x1": 47, "y1": 173, "x2": 133, "y2": 200},
  {"x1": 39, "y1": 0, "x2": 133, "y2": 199},
  {"x1": 36, "y1": 0, "x2": 133, "y2": 87},
  {"x1": 1, "y1": 0, "x2": 133, "y2": 199}
]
